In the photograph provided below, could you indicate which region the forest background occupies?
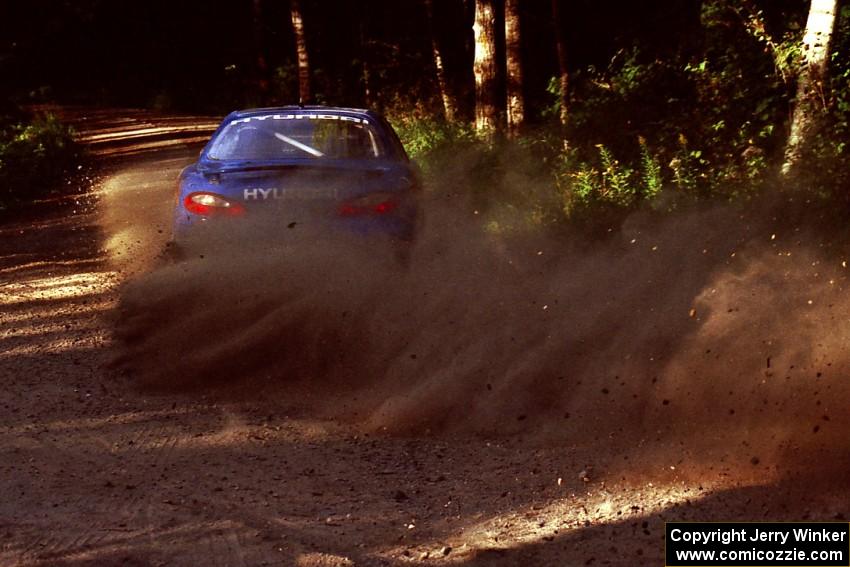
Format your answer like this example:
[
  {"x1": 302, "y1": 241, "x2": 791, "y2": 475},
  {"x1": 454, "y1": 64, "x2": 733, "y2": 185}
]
[{"x1": 1, "y1": 0, "x2": 848, "y2": 227}]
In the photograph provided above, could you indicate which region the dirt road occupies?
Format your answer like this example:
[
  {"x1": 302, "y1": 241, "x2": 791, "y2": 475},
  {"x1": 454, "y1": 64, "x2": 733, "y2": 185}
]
[{"x1": 1, "y1": 110, "x2": 848, "y2": 567}]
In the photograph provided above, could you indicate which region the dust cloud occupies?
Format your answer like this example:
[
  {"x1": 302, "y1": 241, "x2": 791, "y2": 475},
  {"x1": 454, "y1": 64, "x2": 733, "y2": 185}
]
[
  {"x1": 112, "y1": 180, "x2": 850, "y2": 480},
  {"x1": 98, "y1": 155, "x2": 191, "y2": 275}
]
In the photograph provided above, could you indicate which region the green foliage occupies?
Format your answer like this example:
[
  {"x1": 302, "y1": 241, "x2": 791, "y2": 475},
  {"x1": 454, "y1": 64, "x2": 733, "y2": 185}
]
[
  {"x1": 0, "y1": 113, "x2": 80, "y2": 209},
  {"x1": 556, "y1": 142, "x2": 666, "y2": 220},
  {"x1": 669, "y1": 134, "x2": 702, "y2": 194},
  {"x1": 638, "y1": 136, "x2": 663, "y2": 200},
  {"x1": 772, "y1": 5, "x2": 850, "y2": 199},
  {"x1": 543, "y1": 76, "x2": 565, "y2": 123},
  {"x1": 551, "y1": 0, "x2": 799, "y2": 206},
  {"x1": 830, "y1": 7, "x2": 850, "y2": 169},
  {"x1": 391, "y1": 115, "x2": 477, "y2": 171},
  {"x1": 715, "y1": 0, "x2": 801, "y2": 84},
  {"x1": 597, "y1": 144, "x2": 636, "y2": 204},
  {"x1": 555, "y1": 144, "x2": 646, "y2": 218},
  {"x1": 683, "y1": 0, "x2": 795, "y2": 193}
]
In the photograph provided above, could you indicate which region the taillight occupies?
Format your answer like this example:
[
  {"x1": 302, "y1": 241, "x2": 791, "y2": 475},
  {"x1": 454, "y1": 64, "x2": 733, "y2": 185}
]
[
  {"x1": 338, "y1": 194, "x2": 399, "y2": 217},
  {"x1": 184, "y1": 192, "x2": 245, "y2": 217}
]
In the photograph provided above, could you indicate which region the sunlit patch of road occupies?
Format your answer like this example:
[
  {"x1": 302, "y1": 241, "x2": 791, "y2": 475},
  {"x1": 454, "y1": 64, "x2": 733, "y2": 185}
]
[
  {"x1": 390, "y1": 479, "x2": 730, "y2": 562},
  {"x1": 97, "y1": 158, "x2": 192, "y2": 272},
  {"x1": 0, "y1": 272, "x2": 118, "y2": 305}
]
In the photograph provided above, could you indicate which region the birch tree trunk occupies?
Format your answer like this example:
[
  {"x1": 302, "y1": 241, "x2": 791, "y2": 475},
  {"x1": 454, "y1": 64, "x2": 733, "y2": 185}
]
[
  {"x1": 290, "y1": 0, "x2": 311, "y2": 104},
  {"x1": 551, "y1": 0, "x2": 569, "y2": 127},
  {"x1": 505, "y1": 0, "x2": 524, "y2": 135},
  {"x1": 425, "y1": 0, "x2": 456, "y2": 121},
  {"x1": 473, "y1": 0, "x2": 499, "y2": 136},
  {"x1": 782, "y1": 0, "x2": 839, "y2": 177}
]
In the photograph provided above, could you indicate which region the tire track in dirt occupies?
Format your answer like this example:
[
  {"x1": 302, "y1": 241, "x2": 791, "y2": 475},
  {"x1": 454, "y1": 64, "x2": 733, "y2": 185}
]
[
  {"x1": 10, "y1": 415, "x2": 180, "y2": 564},
  {"x1": 11, "y1": 405, "x2": 248, "y2": 566},
  {"x1": 0, "y1": 109, "x2": 222, "y2": 567}
]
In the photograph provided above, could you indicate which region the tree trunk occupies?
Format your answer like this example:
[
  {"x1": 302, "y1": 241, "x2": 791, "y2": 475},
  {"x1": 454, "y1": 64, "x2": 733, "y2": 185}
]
[
  {"x1": 252, "y1": 0, "x2": 269, "y2": 96},
  {"x1": 782, "y1": 0, "x2": 838, "y2": 177},
  {"x1": 504, "y1": 0, "x2": 524, "y2": 136},
  {"x1": 425, "y1": 0, "x2": 456, "y2": 121},
  {"x1": 290, "y1": 0, "x2": 311, "y2": 104},
  {"x1": 473, "y1": 0, "x2": 499, "y2": 136},
  {"x1": 360, "y1": 18, "x2": 372, "y2": 107},
  {"x1": 551, "y1": 0, "x2": 569, "y2": 127}
]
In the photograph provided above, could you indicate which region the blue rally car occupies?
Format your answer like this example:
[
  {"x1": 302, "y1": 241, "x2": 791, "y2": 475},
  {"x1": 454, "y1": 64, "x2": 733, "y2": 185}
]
[{"x1": 173, "y1": 106, "x2": 420, "y2": 254}]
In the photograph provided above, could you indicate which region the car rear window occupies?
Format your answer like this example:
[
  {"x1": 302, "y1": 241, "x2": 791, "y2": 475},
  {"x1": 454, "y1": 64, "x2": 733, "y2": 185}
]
[{"x1": 207, "y1": 114, "x2": 387, "y2": 161}]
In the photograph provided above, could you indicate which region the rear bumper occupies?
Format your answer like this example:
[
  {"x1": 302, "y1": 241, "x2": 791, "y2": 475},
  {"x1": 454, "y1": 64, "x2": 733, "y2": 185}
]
[{"x1": 171, "y1": 206, "x2": 418, "y2": 246}]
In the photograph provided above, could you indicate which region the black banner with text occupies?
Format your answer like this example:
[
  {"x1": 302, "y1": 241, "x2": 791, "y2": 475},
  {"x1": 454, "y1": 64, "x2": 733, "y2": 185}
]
[{"x1": 666, "y1": 522, "x2": 850, "y2": 566}]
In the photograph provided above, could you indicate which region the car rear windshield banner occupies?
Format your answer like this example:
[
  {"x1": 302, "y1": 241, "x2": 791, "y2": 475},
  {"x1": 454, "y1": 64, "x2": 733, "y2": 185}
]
[{"x1": 666, "y1": 522, "x2": 850, "y2": 566}]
